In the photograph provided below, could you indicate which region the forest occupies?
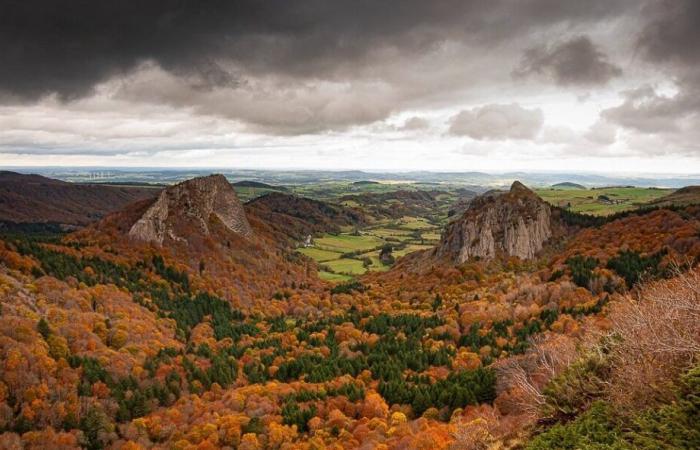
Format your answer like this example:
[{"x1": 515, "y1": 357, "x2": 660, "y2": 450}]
[{"x1": 0, "y1": 190, "x2": 699, "y2": 449}]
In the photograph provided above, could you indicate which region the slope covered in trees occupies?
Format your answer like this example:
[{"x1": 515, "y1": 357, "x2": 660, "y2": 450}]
[
  {"x1": 0, "y1": 179, "x2": 699, "y2": 448},
  {"x1": 0, "y1": 171, "x2": 159, "y2": 226},
  {"x1": 245, "y1": 192, "x2": 367, "y2": 243}
]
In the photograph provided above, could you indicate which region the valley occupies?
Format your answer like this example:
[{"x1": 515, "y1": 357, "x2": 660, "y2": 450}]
[
  {"x1": 0, "y1": 171, "x2": 699, "y2": 449},
  {"x1": 4, "y1": 2, "x2": 700, "y2": 448}
]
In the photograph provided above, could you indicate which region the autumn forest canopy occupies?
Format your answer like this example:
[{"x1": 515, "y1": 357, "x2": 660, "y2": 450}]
[
  {"x1": 2, "y1": 1, "x2": 700, "y2": 449},
  {"x1": 0, "y1": 168, "x2": 698, "y2": 450}
]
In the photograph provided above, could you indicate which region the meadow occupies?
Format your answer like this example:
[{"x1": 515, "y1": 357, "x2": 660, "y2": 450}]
[
  {"x1": 302, "y1": 215, "x2": 443, "y2": 280},
  {"x1": 535, "y1": 186, "x2": 672, "y2": 215}
]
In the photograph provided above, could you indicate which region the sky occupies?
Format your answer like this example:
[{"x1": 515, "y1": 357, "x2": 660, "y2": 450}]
[{"x1": 0, "y1": 0, "x2": 699, "y2": 173}]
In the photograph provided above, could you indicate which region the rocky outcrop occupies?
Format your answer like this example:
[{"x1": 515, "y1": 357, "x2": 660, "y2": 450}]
[
  {"x1": 129, "y1": 174, "x2": 252, "y2": 245},
  {"x1": 435, "y1": 181, "x2": 552, "y2": 263}
]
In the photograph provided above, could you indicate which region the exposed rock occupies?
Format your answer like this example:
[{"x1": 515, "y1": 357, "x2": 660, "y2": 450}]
[
  {"x1": 435, "y1": 181, "x2": 552, "y2": 263},
  {"x1": 129, "y1": 174, "x2": 252, "y2": 245}
]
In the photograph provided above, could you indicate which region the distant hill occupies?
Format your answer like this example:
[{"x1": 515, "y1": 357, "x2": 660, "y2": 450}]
[
  {"x1": 80, "y1": 174, "x2": 321, "y2": 303},
  {"x1": 447, "y1": 190, "x2": 479, "y2": 217},
  {"x1": 0, "y1": 171, "x2": 160, "y2": 226},
  {"x1": 232, "y1": 180, "x2": 288, "y2": 191},
  {"x1": 352, "y1": 180, "x2": 380, "y2": 186},
  {"x1": 649, "y1": 186, "x2": 699, "y2": 207},
  {"x1": 340, "y1": 190, "x2": 442, "y2": 219},
  {"x1": 246, "y1": 192, "x2": 367, "y2": 242},
  {"x1": 552, "y1": 182, "x2": 586, "y2": 189}
]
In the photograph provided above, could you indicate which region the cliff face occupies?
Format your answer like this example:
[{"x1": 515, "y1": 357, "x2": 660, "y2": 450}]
[
  {"x1": 436, "y1": 181, "x2": 552, "y2": 263},
  {"x1": 129, "y1": 174, "x2": 252, "y2": 245}
]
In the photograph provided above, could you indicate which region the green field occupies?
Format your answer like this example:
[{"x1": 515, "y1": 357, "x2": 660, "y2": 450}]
[
  {"x1": 366, "y1": 227, "x2": 415, "y2": 238},
  {"x1": 314, "y1": 234, "x2": 384, "y2": 253},
  {"x1": 535, "y1": 187, "x2": 672, "y2": 216},
  {"x1": 420, "y1": 231, "x2": 442, "y2": 241},
  {"x1": 322, "y1": 258, "x2": 367, "y2": 275},
  {"x1": 393, "y1": 244, "x2": 434, "y2": 257},
  {"x1": 297, "y1": 247, "x2": 342, "y2": 262},
  {"x1": 300, "y1": 217, "x2": 440, "y2": 280},
  {"x1": 318, "y1": 271, "x2": 353, "y2": 282},
  {"x1": 398, "y1": 217, "x2": 434, "y2": 230}
]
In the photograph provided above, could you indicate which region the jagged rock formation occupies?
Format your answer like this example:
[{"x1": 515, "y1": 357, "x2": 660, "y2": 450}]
[
  {"x1": 435, "y1": 181, "x2": 552, "y2": 263},
  {"x1": 129, "y1": 174, "x2": 252, "y2": 245}
]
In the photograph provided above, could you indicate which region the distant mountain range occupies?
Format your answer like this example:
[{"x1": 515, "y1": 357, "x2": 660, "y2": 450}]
[{"x1": 9, "y1": 167, "x2": 700, "y2": 189}]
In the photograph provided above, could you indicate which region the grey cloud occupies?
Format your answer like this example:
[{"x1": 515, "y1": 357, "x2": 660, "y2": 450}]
[
  {"x1": 637, "y1": 0, "x2": 700, "y2": 68},
  {"x1": 602, "y1": 0, "x2": 700, "y2": 143},
  {"x1": 0, "y1": 0, "x2": 634, "y2": 102},
  {"x1": 602, "y1": 85, "x2": 700, "y2": 135},
  {"x1": 400, "y1": 117, "x2": 430, "y2": 131},
  {"x1": 585, "y1": 121, "x2": 617, "y2": 145},
  {"x1": 514, "y1": 35, "x2": 622, "y2": 86},
  {"x1": 115, "y1": 63, "x2": 400, "y2": 135},
  {"x1": 449, "y1": 103, "x2": 544, "y2": 140}
]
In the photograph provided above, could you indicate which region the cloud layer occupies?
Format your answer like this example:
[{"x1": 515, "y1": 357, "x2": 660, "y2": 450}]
[
  {"x1": 0, "y1": 0, "x2": 698, "y2": 171},
  {"x1": 514, "y1": 36, "x2": 622, "y2": 86},
  {"x1": 449, "y1": 104, "x2": 544, "y2": 140}
]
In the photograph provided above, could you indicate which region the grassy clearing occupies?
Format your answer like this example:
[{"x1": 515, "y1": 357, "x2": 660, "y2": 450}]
[
  {"x1": 340, "y1": 200, "x2": 361, "y2": 208},
  {"x1": 535, "y1": 187, "x2": 672, "y2": 216},
  {"x1": 366, "y1": 227, "x2": 415, "y2": 238},
  {"x1": 318, "y1": 271, "x2": 353, "y2": 282},
  {"x1": 232, "y1": 186, "x2": 281, "y2": 202},
  {"x1": 297, "y1": 247, "x2": 343, "y2": 262},
  {"x1": 355, "y1": 252, "x2": 392, "y2": 271},
  {"x1": 393, "y1": 244, "x2": 434, "y2": 257},
  {"x1": 397, "y1": 216, "x2": 435, "y2": 230},
  {"x1": 314, "y1": 234, "x2": 384, "y2": 253},
  {"x1": 322, "y1": 258, "x2": 367, "y2": 275},
  {"x1": 420, "y1": 231, "x2": 442, "y2": 241}
]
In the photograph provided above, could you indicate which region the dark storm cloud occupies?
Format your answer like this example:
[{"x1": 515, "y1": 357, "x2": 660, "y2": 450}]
[
  {"x1": 637, "y1": 0, "x2": 700, "y2": 68},
  {"x1": 514, "y1": 35, "x2": 622, "y2": 86},
  {"x1": 0, "y1": 0, "x2": 636, "y2": 102}
]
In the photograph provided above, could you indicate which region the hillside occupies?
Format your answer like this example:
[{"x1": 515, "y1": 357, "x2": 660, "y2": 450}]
[
  {"x1": 1, "y1": 176, "x2": 700, "y2": 449},
  {"x1": 340, "y1": 190, "x2": 444, "y2": 220},
  {"x1": 649, "y1": 185, "x2": 700, "y2": 207},
  {"x1": 77, "y1": 175, "x2": 321, "y2": 303},
  {"x1": 552, "y1": 181, "x2": 586, "y2": 189},
  {"x1": 535, "y1": 185, "x2": 670, "y2": 215},
  {"x1": 245, "y1": 191, "x2": 367, "y2": 243},
  {"x1": 0, "y1": 171, "x2": 159, "y2": 226},
  {"x1": 232, "y1": 180, "x2": 288, "y2": 191}
]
